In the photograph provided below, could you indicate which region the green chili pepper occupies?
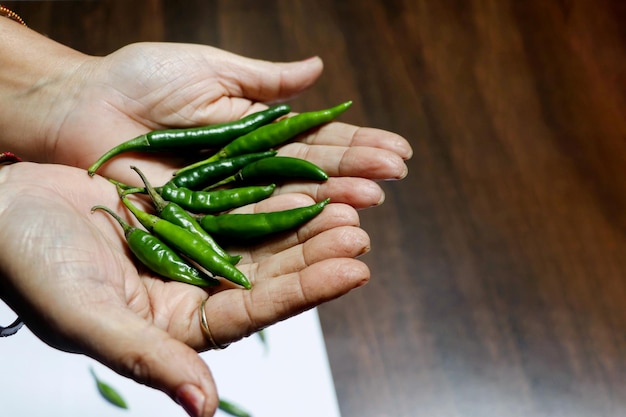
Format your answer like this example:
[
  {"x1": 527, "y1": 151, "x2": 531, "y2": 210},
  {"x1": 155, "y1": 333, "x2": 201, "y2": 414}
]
[
  {"x1": 257, "y1": 328, "x2": 268, "y2": 353},
  {"x1": 110, "y1": 177, "x2": 276, "y2": 214},
  {"x1": 90, "y1": 366, "x2": 128, "y2": 409},
  {"x1": 121, "y1": 194, "x2": 251, "y2": 289},
  {"x1": 91, "y1": 205, "x2": 218, "y2": 287},
  {"x1": 177, "y1": 101, "x2": 352, "y2": 174},
  {"x1": 198, "y1": 198, "x2": 330, "y2": 241},
  {"x1": 128, "y1": 166, "x2": 241, "y2": 265},
  {"x1": 218, "y1": 398, "x2": 252, "y2": 417},
  {"x1": 206, "y1": 156, "x2": 328, "y2": 189},
  {"x1": 171, "y1": 150, "x2": 277, "y2": 190},
  {"x1": 87, "y1": 104, "x2": 291, "y2": 176},
  {"x1": 160, "y1": 183, "x2": 276, "y2": 214}
]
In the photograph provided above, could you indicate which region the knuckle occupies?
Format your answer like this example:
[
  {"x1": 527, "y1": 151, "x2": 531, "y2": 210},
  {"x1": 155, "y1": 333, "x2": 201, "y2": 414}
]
[{"x1": 118, "y1": 349, "x2": 156, "y2": 387}]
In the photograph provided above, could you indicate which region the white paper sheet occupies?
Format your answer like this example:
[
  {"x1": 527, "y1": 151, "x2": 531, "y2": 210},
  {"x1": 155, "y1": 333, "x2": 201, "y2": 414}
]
[{"x1": 0, "y1": 302, "x2": 341, "y2": 417}]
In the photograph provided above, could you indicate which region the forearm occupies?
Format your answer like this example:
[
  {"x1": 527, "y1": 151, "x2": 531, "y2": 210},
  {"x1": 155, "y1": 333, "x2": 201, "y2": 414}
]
[{"x1": 0, "y1": 17, "x2": 88, "y2": 161}]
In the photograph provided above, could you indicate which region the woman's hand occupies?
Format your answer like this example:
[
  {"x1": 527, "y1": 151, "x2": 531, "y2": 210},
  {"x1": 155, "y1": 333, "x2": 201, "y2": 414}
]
[
  {"x1": 49, "y1": 41, "x2": 411, "y2": 207},
  {"x1": 43, "y1": 43, "x2": 326, "y2": 177},
  {"x1": 0, "y1": 162, "x2": 370, "y2": 417},
  {"x1": 0, "y1": 23, "x2": 412, "y2": 417},
  {"x1": 1, "y1": 24, "x2": 411, "y2": 208}
]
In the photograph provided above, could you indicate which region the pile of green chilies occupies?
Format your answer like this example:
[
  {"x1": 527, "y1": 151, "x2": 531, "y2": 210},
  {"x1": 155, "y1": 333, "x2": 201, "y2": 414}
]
[{"x1": 89, "y1": 101, "x2": 351, "y2": 289}]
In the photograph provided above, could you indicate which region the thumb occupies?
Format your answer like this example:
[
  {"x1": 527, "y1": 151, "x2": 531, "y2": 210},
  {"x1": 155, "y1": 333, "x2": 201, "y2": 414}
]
[
  {"x1": 214, "y1": 52, "x2": 324, "y2": 102},
  {"x1": 88, "y1": 314, "x2": 218, "y2": 417}
]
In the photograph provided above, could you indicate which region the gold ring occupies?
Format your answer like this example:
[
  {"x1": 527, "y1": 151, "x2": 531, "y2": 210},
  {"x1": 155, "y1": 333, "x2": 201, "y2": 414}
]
[{"x1": 199, "y1": 298, "x2": 229, "y2": 350}]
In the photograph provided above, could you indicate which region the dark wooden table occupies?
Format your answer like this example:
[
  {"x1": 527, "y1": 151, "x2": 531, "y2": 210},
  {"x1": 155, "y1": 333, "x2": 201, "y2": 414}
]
[{"x1": 6, "y1": 1, "x2": 626, "y2": 416}]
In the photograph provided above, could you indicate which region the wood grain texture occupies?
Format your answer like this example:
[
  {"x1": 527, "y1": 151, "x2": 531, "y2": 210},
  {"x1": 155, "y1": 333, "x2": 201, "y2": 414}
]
[{"x1": 5, "y1": 1, "x2": 626, "y2": 416}]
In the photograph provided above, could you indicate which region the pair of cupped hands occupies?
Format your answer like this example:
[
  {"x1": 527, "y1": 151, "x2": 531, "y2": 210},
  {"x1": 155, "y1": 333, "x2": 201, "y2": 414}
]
[{"x1": 0, "y1": 41, "x2": 411, "y2": 417}]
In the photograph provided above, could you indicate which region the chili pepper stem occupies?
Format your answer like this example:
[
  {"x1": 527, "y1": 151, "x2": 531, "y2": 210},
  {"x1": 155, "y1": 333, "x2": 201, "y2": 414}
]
[
  {"x1": 175, "y1": 151, "x2": 220, "y2": 175},
  {"x1": 129, "y1": 166, "x2": 168, "y2": 212},
  {"x1": 91, "y1": 205, "x2": 133, "y2": 237},
  {"x1": 203, "y1": 173, "x2": 239, "y2": 190},
  {"x1": 107, "y1": 178, "x2": 148, "y2": 195},
  {"x1": 120, "y1": 187, "x2": 148, "y2": 197},
  {"x1": 87, "y1": 135, "x2": 149, "y2": 176},
  {"x1": 121, "y1": 194, "x2": 159, "y2": 230}
]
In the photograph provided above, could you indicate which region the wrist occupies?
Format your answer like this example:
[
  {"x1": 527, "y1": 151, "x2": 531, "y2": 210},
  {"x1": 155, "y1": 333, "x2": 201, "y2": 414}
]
[{"x1": 0, "y1": 18, "x2": 89, "y2": 161}]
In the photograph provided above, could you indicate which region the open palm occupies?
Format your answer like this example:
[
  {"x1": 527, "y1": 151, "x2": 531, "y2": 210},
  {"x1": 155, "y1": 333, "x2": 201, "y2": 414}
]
[
  {"x1": 36, "y1": 43, "x2": 409, "y2": 207},
  {"x1": 0, "y1": 37, "x2": 411, "y2": 416},
  {"x1": 0, "y1": 162, "x2": 370, "y2": 413}
]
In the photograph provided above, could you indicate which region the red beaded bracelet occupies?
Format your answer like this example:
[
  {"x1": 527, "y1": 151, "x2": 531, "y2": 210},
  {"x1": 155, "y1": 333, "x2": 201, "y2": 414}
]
[{"x1": 0, "y1": 151, "x2": 22, "y2": 165}]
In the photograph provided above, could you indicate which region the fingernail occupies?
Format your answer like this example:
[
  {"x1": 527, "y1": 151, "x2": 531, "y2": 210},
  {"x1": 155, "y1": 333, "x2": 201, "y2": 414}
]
[
  {"x1": 299, "y1": 56, "x2": 323, "y2": 70},
  {"x1": 302, "y1": 55, "x2": 321, "y2": 63},
  {"x1": 400, "y1": 165, "x2": 409, "y2": 179},
  {"x1": 176, "y1": 384, "x2": 206, "y2": 417},
  {"x1": 376, "y1": 189, "x2": 386, "y2": 206}
]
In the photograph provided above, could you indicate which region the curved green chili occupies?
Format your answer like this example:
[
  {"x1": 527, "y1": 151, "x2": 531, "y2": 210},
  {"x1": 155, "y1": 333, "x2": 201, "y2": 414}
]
[
  {"x1": 121, "y1": 194, "x2": 251, "y2": 289},
  {"x1": 198, "y1": 198, "x2": 330, "y2": 241},
  {"x1": 206, "y1": 156, "x2": 328, "y2": 189},
  {"x1": 177, "y1": 101, "x2": 352, "y2": 174},
  {"x1": 91, "y1": 205, "x2": 218, "y2": 287},
  {"x1": 128, "y1": 166, "x2": 241, "y2": 265},
  {"x1": 171, "y1": 150, "x2": 277, "y2": 190},
  {"x1": 88, "y1": 104, "x2": 291, "y2": 176},
  {"x1": 109, "y1": 178, "x2": 277, "y2": 213},
  {"x1": 160, "y1": 183, "x2": 276, "y2": 214}
]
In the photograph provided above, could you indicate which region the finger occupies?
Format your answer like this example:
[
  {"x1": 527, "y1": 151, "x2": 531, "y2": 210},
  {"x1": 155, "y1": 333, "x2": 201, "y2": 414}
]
[
  {"x1": 227, "y1": 200, "x2": 361, "y2": 263},
  {"x1": 298, "y1": 122, "x2": 413, "y2": 160},
  {"x1": 222, "y1": 192, "x2": 317, "y2": 215},
  {"x1": 108, "y1": 44, "x2": 323, "y2": 125},
  {"x1": 178, "y1": 53, "x2": 323, "y2": 124},
  {"x1": 278, "y1": 142, "x2": 409, "y2": 180},
  {"x1": 83, "y1": 309, "x2": 219, "y2": 417},
  {"x1": 209, "y1": 53, "x2": 324, "y2": 104},
  {"x1": 248, "y1": 226, "x2": 371, "y2": 279},
  {"x1": 201, "y1": 258, "x2": 370, "y2": 346},
  {"x1": 275, "y1": 177, "x2": 385, "y2": 208}
]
